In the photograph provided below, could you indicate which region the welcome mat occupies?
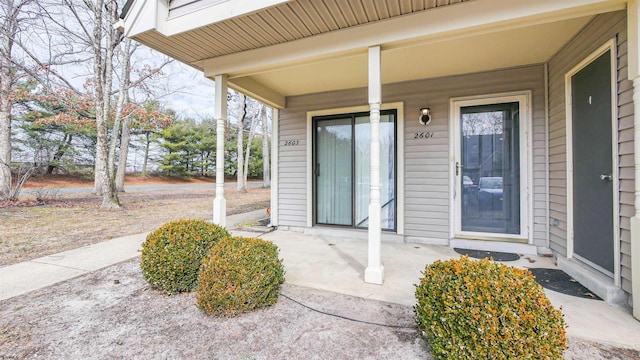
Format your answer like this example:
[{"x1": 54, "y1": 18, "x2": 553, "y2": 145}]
[
  {"x1": 528, "y1": 268, "x2": 602, "y2": 300},
  {"x1": 453, "y1": 248, "x2": 520, "y2": 262}
]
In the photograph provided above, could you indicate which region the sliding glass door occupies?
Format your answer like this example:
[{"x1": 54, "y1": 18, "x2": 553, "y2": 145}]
[
  {"x1": 314, "y1": 110, "x2": 396, "y2": 230},
  {"x1": 315, "y1": 117, "x2": 353, "y2": 225}
]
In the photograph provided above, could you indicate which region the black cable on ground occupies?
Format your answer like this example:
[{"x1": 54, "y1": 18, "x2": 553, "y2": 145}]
[
  {"x1": 279, "y1": 292, "x2": 417, "y2": 330},
  {"x1": 256, "y1": 227, "x2": 276, "y2": 237}
]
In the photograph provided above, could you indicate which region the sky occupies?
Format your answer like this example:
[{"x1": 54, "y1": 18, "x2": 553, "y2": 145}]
[
  {"x1": 152, "y1": 61, "x2": 217, "y2": 121},
  {"x1": 14, "y1": 0, "x2": 219, "y2": 122}
]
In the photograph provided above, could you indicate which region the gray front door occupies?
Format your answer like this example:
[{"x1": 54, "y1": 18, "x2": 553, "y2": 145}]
[{"x1": 571, "y1": 50, "x2": 614, "y2": 274}]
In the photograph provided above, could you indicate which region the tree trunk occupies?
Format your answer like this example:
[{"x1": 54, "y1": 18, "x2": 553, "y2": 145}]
[
  {"x1": 47, "y1": 134, "x2": 73, "y2": 174},
  {"x1": 102, "y1": 1, "x2": 114, "y2": 176},
  {"x1": 115, "y1": 115, "x2": 131, "y2": 192},
  {"x1": 243, "y1": 109, "x2": 257, "y2": 187},
  {"x1": 142, "y1": 132, "x2": 150, "y2": 177},
  {"x1": 0, "y1": 78, "x2": 12, "y2": 200},
  {"x1": 236, "y1": 94, "x2": 247, "y2": 193},
  {"x1": 113, "y1": 38, "x2": 132, "y2": 192},
  {"x1": 0, "y1": 0, "x2": 18, "y2": 200},
  {"x1": 92, "y1": 0, "x2": 119, "y2": 209},
  {"x1": 261, "y1": 105, "x2": 270, "y2": 188}
]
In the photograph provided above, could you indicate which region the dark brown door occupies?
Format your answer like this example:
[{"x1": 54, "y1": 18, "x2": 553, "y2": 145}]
[{"x1": 571, "y1": 50, "x2": 614, "y2": 274}]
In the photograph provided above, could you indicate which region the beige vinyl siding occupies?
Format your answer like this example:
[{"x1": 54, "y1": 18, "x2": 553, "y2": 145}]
[
  {"x1": 279, "y1": 65, "x2": 546, "y2": 245},
  {"x1": 547, "y1": 10, "x2": 633, "y2": 295},
  {"x1": 385, "y1": 66, "x2": 546, "y2": 242}
]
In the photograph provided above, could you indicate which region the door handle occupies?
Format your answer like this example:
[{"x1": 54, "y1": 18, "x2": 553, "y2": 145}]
[
  {"x1": 600, "y1": 174, "x2": 612, "y2": 181},
  {"x1": 456, "y1": 162, "x2": 463, "y2": 176}
]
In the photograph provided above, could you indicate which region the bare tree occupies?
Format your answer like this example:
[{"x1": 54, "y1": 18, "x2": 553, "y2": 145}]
[
  {"x1": 261, "y1": 105, "x2": 270, "y2": 188},
  {"x1": 88, "y1": 0, "x2": 119, "y2": 208},
  {"x1": 111, "y1": 37, "x2": 131, "y2": 191},
  {"x1": 46, "y1": 0, "x2": 170, "y2": 206},
  {"x1": 242, "y1": 105, "x2": 260, "y2": 187},
  {"x1": 0, "y1": 0, "x2": 34, "y2": 200},
  {"x1": 236, "y1": 94, "x2": 247, "y2": 193}
]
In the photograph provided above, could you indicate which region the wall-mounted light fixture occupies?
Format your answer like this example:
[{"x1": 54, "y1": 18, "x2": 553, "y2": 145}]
[{"x1": 419, "y1": 107, "x2": 431, "y2": 125}]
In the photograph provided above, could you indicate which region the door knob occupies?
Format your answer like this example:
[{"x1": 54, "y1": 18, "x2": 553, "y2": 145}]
[{"x1": 600, "y1": 174, "x2": 612, "y2": 181}]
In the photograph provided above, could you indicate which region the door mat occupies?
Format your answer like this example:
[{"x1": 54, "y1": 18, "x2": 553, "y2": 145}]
[
  {"x1": 453, "y1": 248, "x2": 520, "y2": 262},
  {"x1": 528, "y1": 268, "x2": 602, "y2": 300}
]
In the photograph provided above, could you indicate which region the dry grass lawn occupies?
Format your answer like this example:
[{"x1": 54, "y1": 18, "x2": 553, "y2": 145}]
[{"x1": 0, "y1": 175, "x2": 270, "y2": 266}]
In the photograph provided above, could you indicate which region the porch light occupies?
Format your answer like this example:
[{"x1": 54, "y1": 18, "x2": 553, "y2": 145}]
[{"x1": 419, "y1": 107, "x2": 431, "y2": 125}]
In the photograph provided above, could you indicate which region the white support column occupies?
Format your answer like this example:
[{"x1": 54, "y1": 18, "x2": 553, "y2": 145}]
[
  {"x1": 213, "y1": 75, "x2": 228, "y2": 226},
  {"x1": 270, "y1": 108, "x2": 279, "y2": 227},
  {"x1": 628, "y1": 0, "x2": 640, "y2": 320},
  {"x1": 365, "y1": 46, "x2": 384, "y2": 285},
  {"x1": 631, "y1": 77, "x2": 640, "y2": 320}
]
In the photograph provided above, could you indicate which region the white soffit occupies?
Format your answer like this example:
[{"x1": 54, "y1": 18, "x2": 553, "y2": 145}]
[
  {"x1": 203, "y1": 0, "x2": 624, "y2": 77},
  {"x1": 165, "y1": 0, "x2": 291, "y2": 34},
  {"x1": 246, "y1": 16, "x2": 593, "y2": 96}
]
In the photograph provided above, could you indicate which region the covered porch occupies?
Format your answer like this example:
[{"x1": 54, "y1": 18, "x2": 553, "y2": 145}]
[
  {"x1": 245, "y1": 228, "x2": 640, "y2": 347},
  {"x1": 120, "y1": 0, "x2": 640, "y2": 319}
]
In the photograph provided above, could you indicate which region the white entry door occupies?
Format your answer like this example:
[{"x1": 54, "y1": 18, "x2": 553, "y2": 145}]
[{"x1": 451, "y1": 93, "x2": 530, "y2": 240}]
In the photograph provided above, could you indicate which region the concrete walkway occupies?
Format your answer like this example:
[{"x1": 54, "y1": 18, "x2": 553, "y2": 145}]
[
  {"x1": 2, "y1": 210, "x2": 640, "y2": 350},
  {"x1": 0, "y1": 209, "x2": 267, "y2": 302}
]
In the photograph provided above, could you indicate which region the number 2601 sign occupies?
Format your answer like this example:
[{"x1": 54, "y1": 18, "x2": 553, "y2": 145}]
[{"x1": 414, "y1": 132, "x2": 434, "y2": 139}]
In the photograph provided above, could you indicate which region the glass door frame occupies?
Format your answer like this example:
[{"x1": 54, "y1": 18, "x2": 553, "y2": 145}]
[
  {"x1": 450, "y1": 91, "x2": 532, "y2": 241},
  {"x1": 311, "y1": 109, "x2": 398, "y2": 231}
]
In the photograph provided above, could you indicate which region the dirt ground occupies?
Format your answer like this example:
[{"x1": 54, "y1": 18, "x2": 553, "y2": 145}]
[
  {"x1": 2, "y1": 175, "x2": 640, "y2": 359},
  {"x1": 0, "y1": 258, "x2": 638, "y2": 360},
  {"x1": 0, "y1": 175, "x2": 270, "y2": 266}
]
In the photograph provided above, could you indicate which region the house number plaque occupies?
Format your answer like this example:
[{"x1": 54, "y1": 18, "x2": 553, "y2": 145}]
[
  {"x1": 414, "y1": 132, "x2": 434, "y2": 139},
  {"x1": 282, "y1": 140, "x2": 300, "y2": 146}
]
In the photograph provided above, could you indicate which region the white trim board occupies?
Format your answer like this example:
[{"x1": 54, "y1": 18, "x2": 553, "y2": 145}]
[
  {"x1": 270, "y1": 108, "x2": 279, "y2": 227},
  {"x1": 564, "y1": 38, "x2": 621, "y2": 285},
  {"x1": 449, "y1": 91, "x2": 533, "y2": 243}
]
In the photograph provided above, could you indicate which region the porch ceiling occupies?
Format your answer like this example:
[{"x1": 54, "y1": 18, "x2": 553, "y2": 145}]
[
  {"x1": 128, "y1": 0, "x2": 622, "y2": 107},
  {"x1": 143, "y1": 0, "x2": 470, "y2": 63},
  {"x1": 247, "y1": 16, "x2": 592, "y2": 96}
]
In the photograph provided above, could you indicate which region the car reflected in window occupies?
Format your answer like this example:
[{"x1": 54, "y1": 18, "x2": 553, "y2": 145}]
[{"x1": 478, "y1": 177, "x2": 503, "y2": 212}]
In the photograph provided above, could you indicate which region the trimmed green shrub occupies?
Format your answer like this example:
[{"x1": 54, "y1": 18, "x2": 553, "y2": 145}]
[
  {"x1": 415, "y1": 256, "x2": 566, "y2": 360},
  {"x1": 141, "y1": 219, "x2": 230, "y2": 294},
  {"x1": 196, "y1": 236, "x2": 285, "y2": 317}
]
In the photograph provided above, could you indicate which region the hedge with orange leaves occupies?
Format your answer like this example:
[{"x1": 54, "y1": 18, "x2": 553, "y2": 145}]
[
  {"x1": 196, "y1": 236, "x2": 285, "y2": 317},
  {"x1": 415, "y1": 256, "x2": 566, "y2": 359},
  {"x1": 141, "y1": 219, "x2": 230, "y2": 294}
]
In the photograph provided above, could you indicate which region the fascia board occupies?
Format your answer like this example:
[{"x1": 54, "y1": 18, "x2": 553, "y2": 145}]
[
  {"x1": 122, "y1": 0, "x2": 158, "y2": 38},
  {"x1": 162, "y1": 0, "x2": 291, "y2": 36},
  {"x1": 228, "y1": 77, "x2": 286, "y2": 109},
  {"x1": 203, "y1": 0, "x2": 626, "y2": 78}
]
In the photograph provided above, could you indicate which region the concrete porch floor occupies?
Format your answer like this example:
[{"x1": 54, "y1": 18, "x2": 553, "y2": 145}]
[
  {"x1": 241, "y1": 228, "x2": 640, "y2": 349},
  {"x1": 1, "y1": 208, "x2": 639, "y2": 350}
]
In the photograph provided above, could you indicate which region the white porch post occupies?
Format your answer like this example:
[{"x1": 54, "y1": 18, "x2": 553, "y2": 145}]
[
  {"x1": 270, "y1": 108, "x2": 279, "y2": 227},
  {"x1": 628, "y1": 0, "x2": 640, "y2": 320},
  {"x1": 213, "y1": 74, "x2": 228, "y2": 226},
  {"x1": 365, "y1": 46, "x2": 384, "y2": 285}
]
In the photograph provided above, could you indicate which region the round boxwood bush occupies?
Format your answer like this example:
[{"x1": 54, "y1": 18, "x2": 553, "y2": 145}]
[
  {"x1": 140, "y1": 219, "x2": 230, "y2": 294},
  {"x1": 196, "y1": 236, "x2": 285, "y2": 317},
  {"x1": 415, "y1": 256, "x2": 566, "y2": 360}
]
